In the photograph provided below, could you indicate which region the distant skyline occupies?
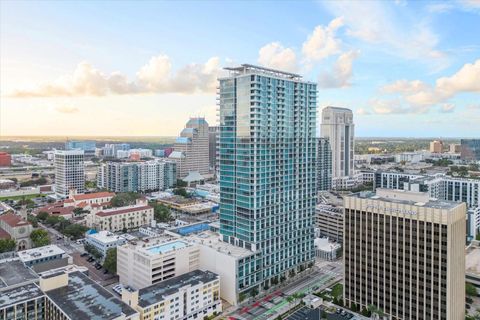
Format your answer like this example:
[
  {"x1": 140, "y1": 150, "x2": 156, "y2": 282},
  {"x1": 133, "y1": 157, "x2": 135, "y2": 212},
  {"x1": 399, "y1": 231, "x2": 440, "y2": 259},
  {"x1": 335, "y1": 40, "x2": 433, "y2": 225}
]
[{"x1": 1, "y1": 0, "x2": 479, "y2": 137}]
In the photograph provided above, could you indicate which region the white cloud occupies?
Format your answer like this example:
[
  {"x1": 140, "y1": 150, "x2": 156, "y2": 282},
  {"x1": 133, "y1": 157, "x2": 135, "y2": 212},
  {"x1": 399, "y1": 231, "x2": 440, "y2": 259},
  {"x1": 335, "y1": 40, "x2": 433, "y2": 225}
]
[
  {"x1": 382, "y1": 59, "x2": 480, "y2": 107},
  {"x1": 356, "y1": 108, "x2": 370, "y2": 115},
  {"x1": 55, "y1": 105, "x2": 79, "y2": 114},
  {"x1": 302, "y1": 17, "x2": 344, "y2": 62},
  {"x1": 318, "y1": 50, "x2": 359, "y2": 88},
  {"x1": 440, "y1": 103, "x2": 455, "y2": 113},
  {"x1": 10, "y1": 56, "x2": 220, "y2": 98},
  {"x1": 322, "y1": 1, "x2": 447, "y2": 64},
  {"x1": 257, "y1": 42, "x2": 298, "y2": 72}
]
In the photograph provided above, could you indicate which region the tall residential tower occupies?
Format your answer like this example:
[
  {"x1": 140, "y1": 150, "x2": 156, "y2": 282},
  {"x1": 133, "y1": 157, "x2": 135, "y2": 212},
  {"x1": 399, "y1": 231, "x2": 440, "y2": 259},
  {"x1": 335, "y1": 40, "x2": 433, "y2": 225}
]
[{"x1": 219, "y1": 64, "x2": 317, "y2": 292}]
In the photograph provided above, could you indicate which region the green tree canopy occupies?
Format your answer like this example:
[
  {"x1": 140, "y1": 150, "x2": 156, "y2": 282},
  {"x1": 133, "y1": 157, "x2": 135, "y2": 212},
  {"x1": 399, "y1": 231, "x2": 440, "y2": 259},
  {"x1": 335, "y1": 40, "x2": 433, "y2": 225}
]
[
  {"x1": 466, "y1": 282, "x2": 478, "y2": 296},
  {"x1": 103, "y1": 248, "x2": 117, "y2": 274},
  {"x1": 110, "y1": 192, "x2": 140, "y2": 207},
  {"x1": 149, "y1": 202, "x2": 172, "y2": 222},
  {"x1": 0, "y1": 239, "x2": 16, "y2": 253},
  {"x1": 30, "y1": 229, "x2": 50, "y2": 248}
]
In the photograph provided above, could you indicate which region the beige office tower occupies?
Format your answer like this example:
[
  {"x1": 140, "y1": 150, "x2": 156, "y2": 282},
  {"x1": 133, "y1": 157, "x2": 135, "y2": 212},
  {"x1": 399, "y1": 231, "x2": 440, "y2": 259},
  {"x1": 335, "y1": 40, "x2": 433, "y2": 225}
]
[
  {"x1": 169, "y1": 117, "x2": 210, "y2": 179},
  {"x1": 344, "y1": 189, "x2": 465, "y2": 320}
]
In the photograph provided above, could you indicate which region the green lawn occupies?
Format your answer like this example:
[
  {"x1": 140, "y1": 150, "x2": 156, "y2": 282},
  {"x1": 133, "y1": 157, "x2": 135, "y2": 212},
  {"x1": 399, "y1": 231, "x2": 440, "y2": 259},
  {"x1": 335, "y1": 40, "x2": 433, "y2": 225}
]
[{"x1": 0, "y1": 194, "x2": 45, "y2": 201}]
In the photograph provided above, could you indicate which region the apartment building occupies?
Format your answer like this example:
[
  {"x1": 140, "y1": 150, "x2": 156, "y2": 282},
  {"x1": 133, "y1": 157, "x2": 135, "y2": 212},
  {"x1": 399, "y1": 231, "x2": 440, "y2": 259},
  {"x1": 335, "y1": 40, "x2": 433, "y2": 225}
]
[
  {"x1": 219, "y1": 64, "x2": 317, "y2": 295},
  {"x1": 97, "y1": 160, "x2": 176, "y2": 193},
  {"x1": 317, "y1": 137, "x2": 332, "y2": 191},
  {"x1": 122, "y1": 270, "x2": 221, "y2": 320},
  {"x1": 344, "y1": 189, "x2": 466, "y2": 320},
  {"x1": 86, "y1": 199, "x2": 154, "y2": 232},
  {"x1": 54, "y1": 149, "x2": 85, "y2": 198}
]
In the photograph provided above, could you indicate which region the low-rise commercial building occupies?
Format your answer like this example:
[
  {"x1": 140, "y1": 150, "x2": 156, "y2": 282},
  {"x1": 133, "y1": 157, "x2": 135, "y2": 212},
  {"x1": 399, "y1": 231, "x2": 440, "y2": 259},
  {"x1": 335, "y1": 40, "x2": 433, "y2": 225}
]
[
  {"x1": 17, "y1": 245, "x2": 71, "y2": 273},
  {"x1": 122, "y1": 270, "x2": 221, "y2": 320},
  {"x1": 85, "y1": 230, "x2": 127, "y2": 258}
]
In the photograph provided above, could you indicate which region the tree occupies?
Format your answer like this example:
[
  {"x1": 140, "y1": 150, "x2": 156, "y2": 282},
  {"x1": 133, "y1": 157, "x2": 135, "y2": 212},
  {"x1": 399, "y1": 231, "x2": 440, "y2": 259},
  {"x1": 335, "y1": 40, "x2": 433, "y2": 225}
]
[
  {"x1": 173, "y1": 187, "x2": 188, "y2": 197},
  {"x1": 176, "y1": 179, "x2": 187, "y2": 188},
  {"x1": 0, "y1": 239, "x2": 16, "y2": 253},
  {"x1": 103, "y1": 248, "x2": 117, "y2": 274},
  {"x1": 27, "y1": 214, "x2": 38, "y2": 228},
  {"x1": 84, "y1": 243, "x2": 102, "y2": 259},
  {"x1": 150, "y1": 202, "x2": 172, "y2": 222},
  {"x1": 466, "y1": 282, "x2": 478, "y2": 296},
  {"x1": 63, "y1": 224, "x2": 88, "y2": 239},
  {"x1": 110, "y1": 193, "x2": 140, "y2": 207},
  {"x1": 30, "y1": 229, "x2": 50, "y2": 248},
  {"x1": 476, "y1": 233, "x2": 480, "y2": 241},
  {"x1": 250, "y1": 287, "x2": 258, "y2": 298}
]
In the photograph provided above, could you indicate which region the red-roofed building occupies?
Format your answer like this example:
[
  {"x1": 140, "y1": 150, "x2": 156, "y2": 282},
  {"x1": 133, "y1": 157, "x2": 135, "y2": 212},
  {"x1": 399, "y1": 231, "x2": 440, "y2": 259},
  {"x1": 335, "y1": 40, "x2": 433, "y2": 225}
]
[
  {"x1": 0, "y1": 213, "x2": 32, "y2": 250},
  {"x1": 65, "y1": 191, "x2": 115, "y2": 207},
  {"x1": 86, "y1": 198, "x2": 153, "y2": 232}
]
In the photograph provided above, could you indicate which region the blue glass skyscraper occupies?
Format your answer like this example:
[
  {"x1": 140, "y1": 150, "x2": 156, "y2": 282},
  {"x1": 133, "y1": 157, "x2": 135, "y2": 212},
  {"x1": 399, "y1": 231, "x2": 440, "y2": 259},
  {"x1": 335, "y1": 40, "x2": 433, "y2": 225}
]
[{"x1": 219, "y1": 64, "x2": 317, "y2": 291}]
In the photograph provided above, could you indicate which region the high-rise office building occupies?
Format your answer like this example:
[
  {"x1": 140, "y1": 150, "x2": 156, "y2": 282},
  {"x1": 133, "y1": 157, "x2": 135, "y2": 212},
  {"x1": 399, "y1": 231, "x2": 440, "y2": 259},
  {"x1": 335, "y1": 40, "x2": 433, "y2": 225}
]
[
  {"x1": 320, "y1": 107, "x2": 354, "y2": 179},
  {"x1": 65, "y1": 140, "x2": 96, "y2": 156},
  {"x1": 219, "y1": 64, "x2": 317, "y2": 292},
  {"x1": 317, "y1": 137, "x2": 332, "y2": 191},
  {"x1": 344, "y1": 189, "x2": 466, "y2": 320},
  {"x1": 209, "y1": 126, "x2": 219, "y2": 174},
  {"x1": 461, "y1": 139, "x2": 480, "y2": 161},
  {"x1": 54, "y1": 150, "x2": 85, "y2": 198},
  {"x1": 429, "y1": 140, "x2": 444, "y2": 153},
  {"x1": 169, "y1": 118, "x2": 209, "y2": 179}
]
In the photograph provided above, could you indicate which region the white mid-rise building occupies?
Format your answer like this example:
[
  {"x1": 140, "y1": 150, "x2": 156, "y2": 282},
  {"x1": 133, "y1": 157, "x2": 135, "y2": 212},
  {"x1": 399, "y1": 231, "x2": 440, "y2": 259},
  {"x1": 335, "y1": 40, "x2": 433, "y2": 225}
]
[
  {"x1": 117, "y1": 230, "x2": 257, "y2": 306},
  {"x1": 122, "y1": 270, "x2": 221, "y2": 320},
  {"x1": 54, "y1": 150, "x2": 85, "y2": 198}
]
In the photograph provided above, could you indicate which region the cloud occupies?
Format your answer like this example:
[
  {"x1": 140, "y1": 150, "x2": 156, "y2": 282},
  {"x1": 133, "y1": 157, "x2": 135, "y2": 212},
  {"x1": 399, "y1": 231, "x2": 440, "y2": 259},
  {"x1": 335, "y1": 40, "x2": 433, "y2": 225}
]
[
  {"x1": 257, "y1": 42, "x2": 298, "y2": 72},
  {"x1": 318, "y1": 50, "x2": 360, "y2": 88},
  {"x1": 322, "y1": 1, "x2": 447, "y2": 65},
  {"x1": 302, "y1": 17, "x2": 344, "y2": 62},
  {"x1": 10, "y1": 56, "x2": 220, "y2": 98},
  {"x1": 356, "y1": 108, "x2": 370, "y2": 115},
  {"x1": 55, "y1": 105, "x2": 79, "y2": 114},
  {"x1": 382, "y1": 59, "x2": 480, "y2": 107},
  {"x1": 440, "y1": 103, "x2": 455, "y2": 113}
]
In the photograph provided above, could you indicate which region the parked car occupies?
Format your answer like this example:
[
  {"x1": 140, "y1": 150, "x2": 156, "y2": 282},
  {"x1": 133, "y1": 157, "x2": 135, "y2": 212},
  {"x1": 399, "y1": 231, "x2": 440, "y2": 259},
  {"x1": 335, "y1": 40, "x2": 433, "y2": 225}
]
[
  {"x1": 80, "y1": 252, "x2": 88, "y2": 257},
  {"x1": 95, "y1": 265, "x2": 102, "y2": 270}
]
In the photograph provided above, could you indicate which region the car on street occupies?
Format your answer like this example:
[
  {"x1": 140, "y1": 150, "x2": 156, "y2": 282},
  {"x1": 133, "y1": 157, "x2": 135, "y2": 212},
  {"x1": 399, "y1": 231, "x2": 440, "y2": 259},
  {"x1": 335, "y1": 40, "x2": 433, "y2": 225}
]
[{"x1": 80, "y1": 252, "x2": 88, "y2": 257}]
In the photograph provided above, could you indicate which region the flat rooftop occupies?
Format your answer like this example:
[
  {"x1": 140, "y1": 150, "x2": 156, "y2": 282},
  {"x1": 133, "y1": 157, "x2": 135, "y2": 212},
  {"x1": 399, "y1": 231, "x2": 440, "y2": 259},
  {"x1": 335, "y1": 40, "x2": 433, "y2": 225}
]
[
  {"x1": 0, "y1": 259, "x2": 38, "y2": 288},
  {"x1": 137, "y1": 270, "x2": 218, "y2": 308},
  {"x1": 466, "y1": 244, "x2": 480, "y2": 276},
  {"x1": 145, "y1": 240, "x2": 188, "y2": 255},
  {"x1": 45, "y1": 271, "x2": 137, "y2": 320},
  {"x1": 87, "y1": 231, "x2": 127, "y2": 244},
  {"x1": 18, "y1": 244, "x2": 65, "y2": 263},
  {"x1": 0, "y1": 283, "x2": 44, "y2": 309},
  {"x1": 353, "y1": 190, "x2": 461, "y2": 210},
  {"x1": 186, "y1": 230, "x2": 256, "y2": 259}
]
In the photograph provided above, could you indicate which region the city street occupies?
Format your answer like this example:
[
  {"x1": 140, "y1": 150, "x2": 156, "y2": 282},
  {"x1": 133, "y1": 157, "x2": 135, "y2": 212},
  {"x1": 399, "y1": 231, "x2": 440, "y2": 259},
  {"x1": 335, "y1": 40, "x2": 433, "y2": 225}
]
[{"x1": 225, "y1": 261, "x2": 343, "y2": 320}]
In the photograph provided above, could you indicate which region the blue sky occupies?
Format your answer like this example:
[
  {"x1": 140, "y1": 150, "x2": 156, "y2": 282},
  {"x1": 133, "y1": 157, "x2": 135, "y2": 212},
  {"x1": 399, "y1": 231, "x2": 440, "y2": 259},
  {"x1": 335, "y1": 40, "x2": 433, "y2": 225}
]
[{"x1": 1, "y1": 0, "x2": 479, "y2": 137}]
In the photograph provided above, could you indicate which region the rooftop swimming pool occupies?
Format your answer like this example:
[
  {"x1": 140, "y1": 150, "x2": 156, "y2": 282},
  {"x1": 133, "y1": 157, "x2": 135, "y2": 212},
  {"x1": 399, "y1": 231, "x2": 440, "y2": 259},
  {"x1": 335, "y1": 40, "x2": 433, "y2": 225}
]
[
  {"x1": 175, "y1": 223, "x2": 210, "y2": 236},
  {"x1": 147, "y1": 241, "x2": 187, "y2": 254}
]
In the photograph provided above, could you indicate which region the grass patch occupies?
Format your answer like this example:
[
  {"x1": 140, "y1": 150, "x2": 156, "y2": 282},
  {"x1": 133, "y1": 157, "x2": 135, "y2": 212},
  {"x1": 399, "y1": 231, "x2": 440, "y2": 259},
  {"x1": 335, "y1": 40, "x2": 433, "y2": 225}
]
[{"x1": 0, "y1": 194, "x2": 45, "y2": 201}]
